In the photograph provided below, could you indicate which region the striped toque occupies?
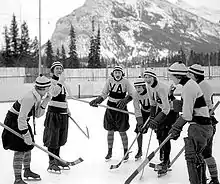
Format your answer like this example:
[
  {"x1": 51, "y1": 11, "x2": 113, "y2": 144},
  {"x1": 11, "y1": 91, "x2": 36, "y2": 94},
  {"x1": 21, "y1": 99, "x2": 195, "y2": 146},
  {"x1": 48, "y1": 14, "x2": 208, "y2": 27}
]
[
  {"x1": 188, "y1": 64, "x2": 204, "y2": 76},
  {"x1": 134, "y1": 78, "x2": 146, "y2": 86},
  {"x1": 50, "y1": 61, "x2": 63, "y2": 71},
  {"x1": 168, "y1": 62, "x2": 188, "y2": 75},
  {"x1": 143, "y1": 68, "x2": 157, "y2": 78},
  {"x1": 35, "y1": 74, "x2": 51, "y2": 88},
  {"x1": 113, "y1": 65, "x2": 124, "y2": 73}
]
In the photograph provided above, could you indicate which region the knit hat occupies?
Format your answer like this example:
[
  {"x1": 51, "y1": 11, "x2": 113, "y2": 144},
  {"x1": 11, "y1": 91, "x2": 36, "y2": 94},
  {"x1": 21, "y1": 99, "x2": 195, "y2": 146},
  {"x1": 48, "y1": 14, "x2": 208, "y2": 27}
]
[
  {"x1": 188, "y1": 64, "x2": 204, "y2": 76},
  {"x1": 35, "y1": 74, "x2": 51, "y2": 88},
  {"x1": 50, "y1": 61, "x2": 63, "y2": 72},
  {"x1": 113, "y1": 65, "x2": 124, "y2": 73},
  {"x1": 143, "y1": 68, "x2": 157, "y2": 78},
  {"x1": 134, "y1": 78, "x2": 146, "y2": 86},
  {"x1": 168, "y1": 62, "x2": 188, "y2": 75}
]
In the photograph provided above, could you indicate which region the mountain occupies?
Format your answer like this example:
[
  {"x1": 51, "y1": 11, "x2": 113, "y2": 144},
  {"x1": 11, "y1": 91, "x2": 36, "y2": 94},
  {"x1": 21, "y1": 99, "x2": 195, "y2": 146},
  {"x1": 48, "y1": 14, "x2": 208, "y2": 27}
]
[
  {"x1": 173, "y1": 0, "x2": 220, "y2": 24},
  {"x1": 50, "y1": 0, "x2": 220, "y2": 60}
]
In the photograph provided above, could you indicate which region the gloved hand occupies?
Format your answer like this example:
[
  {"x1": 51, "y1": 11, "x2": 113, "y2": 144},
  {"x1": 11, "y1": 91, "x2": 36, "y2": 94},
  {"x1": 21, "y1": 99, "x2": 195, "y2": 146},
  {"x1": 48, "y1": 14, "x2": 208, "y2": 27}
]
[
  {"x1": 147, "y1": 118, "x2": 159, "y2": 130},
  {"x1": 136, "y1": 117, "x2": 143, "y2": 133},
  {"x1": 23, "y1": 131, "x2": 32, "y2": 145},
  {"x1": 116, "y1": 95, "x2": 132, "y2": 109},
  {"x1": 168, "y1": 116, "x2": 187, "y2": 140},
  {"x1": 67, "y1": 108, "x2": 71, "y2": 116},
  {"x1": 58, "y1": 73, "x2": 65, "y2": 84},
  {"x1": 89, "y1": 96, "x2": 104, "y2": 107},
  {"x1": 41, "y1": 92, "x2": 52, "y2": 109}
]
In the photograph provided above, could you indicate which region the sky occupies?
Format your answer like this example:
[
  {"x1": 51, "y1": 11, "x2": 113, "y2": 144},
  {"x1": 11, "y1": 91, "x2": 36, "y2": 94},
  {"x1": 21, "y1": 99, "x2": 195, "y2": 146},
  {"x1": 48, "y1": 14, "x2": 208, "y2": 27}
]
[
  {"x1": 0, "y1": 0, "x2": 220, "y2": 48},
  {"x1": 0, "y1": 0, "x2": 86, "y2": 48}
]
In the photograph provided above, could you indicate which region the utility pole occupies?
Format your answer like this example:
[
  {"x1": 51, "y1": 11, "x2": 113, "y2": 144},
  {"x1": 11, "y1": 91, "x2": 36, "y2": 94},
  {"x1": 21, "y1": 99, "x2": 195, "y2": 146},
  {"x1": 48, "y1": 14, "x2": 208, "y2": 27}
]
[{"x1": 38, "y1": 0, "x2": 42, "y2": 75}]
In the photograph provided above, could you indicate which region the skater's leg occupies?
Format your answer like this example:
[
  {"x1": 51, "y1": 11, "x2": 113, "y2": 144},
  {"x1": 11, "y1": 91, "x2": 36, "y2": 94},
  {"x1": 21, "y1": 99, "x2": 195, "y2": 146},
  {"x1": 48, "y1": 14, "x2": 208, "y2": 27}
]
[
  {"x1": 23, "y1": 151, "x2": 40, "y2": 180},
  {"x1": 135, "y1": 134, "x2": 143, "y2": 160},
  {"x1": 13, "y1": 151, "x2": 25, "y2": 183},
  {"x1": 47, "y1": 147, "x2": 61, "y2": 172},
  {"x1": 105, "y1": 131, "x2": 114, "y2": 160},
  {"x1": 119, "y1": 131, "x2": 129, "y2": 160}
]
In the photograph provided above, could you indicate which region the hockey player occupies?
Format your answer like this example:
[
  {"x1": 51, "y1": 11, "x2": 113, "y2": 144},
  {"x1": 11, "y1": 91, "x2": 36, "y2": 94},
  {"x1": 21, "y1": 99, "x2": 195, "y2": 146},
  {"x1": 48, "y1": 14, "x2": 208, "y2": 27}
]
[
  {"x1": 133, "y1": 77, "x2": 150, "y2": 160},
  {"x1": 43, "y1": 61, "x2": 72, "y2": 173},
  {"x1": 188, "y1": 64, "x2": 219, "y2": 184},
  {"x1": 143, "y1": 68, "x2": 179, "y2": 176},
  {"x1": 1, "y1": 75, "x2": 51, "y2": 184},
  {"x1": 168, "y1": 62, "x2": 213, "y2": 184},
  {"x1": 89, "y1": 65, "x2": 135, "y2": 162}
]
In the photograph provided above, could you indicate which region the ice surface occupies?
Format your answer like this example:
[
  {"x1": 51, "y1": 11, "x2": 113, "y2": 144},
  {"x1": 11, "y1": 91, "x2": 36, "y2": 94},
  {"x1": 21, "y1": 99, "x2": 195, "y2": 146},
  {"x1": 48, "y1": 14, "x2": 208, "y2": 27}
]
[{"x1": 0, "y1": 98, "x2": 219, "y2": 184}]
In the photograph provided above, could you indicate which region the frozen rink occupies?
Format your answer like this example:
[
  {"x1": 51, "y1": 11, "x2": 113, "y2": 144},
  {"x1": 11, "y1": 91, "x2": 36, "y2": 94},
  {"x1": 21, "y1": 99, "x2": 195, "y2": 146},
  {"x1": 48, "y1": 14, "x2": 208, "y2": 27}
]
[{"x1": 0, "y1": 97, "x2": 220, "y2": 184}]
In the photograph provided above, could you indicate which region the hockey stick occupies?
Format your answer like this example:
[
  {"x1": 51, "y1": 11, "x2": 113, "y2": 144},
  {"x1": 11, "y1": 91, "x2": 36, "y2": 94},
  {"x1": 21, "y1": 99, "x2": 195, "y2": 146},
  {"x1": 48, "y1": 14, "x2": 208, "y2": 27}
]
[
  {"x1": 0, "y1": 122, "x2": 83, "y2": 166},
  {"x1": 110, "y1": 117, "x2": 151, "y2": 170},
  {"x1": 148, "y1": 100, "x2": 220, "y2": 171},
  {"x1": 139, "y1": 128, "x2": 153, "y2": 180},
  {"x1": 70, "y1": 96, "x2": 135, "y2": 116},
  {"x1": 69, "y1": 116, "x2": 90, "y2": 139},
  {"x1": 124, "y1": 134, "x2": 172, "y2": 184}
]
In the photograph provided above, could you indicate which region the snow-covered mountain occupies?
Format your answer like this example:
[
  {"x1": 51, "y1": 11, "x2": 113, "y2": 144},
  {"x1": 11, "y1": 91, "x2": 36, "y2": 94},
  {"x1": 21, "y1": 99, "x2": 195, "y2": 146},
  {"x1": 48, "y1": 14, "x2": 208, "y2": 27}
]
[
  {"x1": 172, "y1": 0, "x2": 220, "y2": 24},
  {"x1": 50, "y1": 0, "x2": 220, "y2": 59}
]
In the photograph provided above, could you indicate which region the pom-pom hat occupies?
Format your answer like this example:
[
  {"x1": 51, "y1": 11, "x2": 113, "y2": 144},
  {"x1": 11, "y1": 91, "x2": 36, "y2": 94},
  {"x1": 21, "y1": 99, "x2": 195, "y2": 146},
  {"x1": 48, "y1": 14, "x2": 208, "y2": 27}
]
[
  {"x1": 35, "y1": 74, "x2": 51, "y2": 88},
  {"x1": 188, "y1": 64, "x2": 204, "y2": 76},
  {"x1": 143, "y1": 68, "x2": 157, "y2": 78},
  {"x1": 168, "y1": 62, "x2": 188, "y2": 75},
  {"x1": 134, "y1": 78, "x2": 146, "y2": 86},
  {"x1": 50, "y1": 61, "x2": 63, "y2": 72}
]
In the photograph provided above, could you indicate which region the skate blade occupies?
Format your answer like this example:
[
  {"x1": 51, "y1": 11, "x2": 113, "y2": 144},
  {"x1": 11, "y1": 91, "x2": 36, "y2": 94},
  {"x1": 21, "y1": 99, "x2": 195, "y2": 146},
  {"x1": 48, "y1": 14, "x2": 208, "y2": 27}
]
[
  {"x1": 135, "y1": 157, "x2": 142, "y2": 161},
  {"x1": 158, "y1": 173, "x2": 167, "y2": 178},
  {"x1": 105, "y1": 158, "x2": 111, "y2": 162},
  {"x1": 47, "y1": 169, "x2": 61, "y2": 174},
  {"x1": 24, "y1": 177, "x2": 41, "y2": 181},
  {"x1": 59, "y1": 166, "x2": 70, "y2": 170},
  {"x1": 123, "y1": 159, "x2": 129, "y2": 163}
]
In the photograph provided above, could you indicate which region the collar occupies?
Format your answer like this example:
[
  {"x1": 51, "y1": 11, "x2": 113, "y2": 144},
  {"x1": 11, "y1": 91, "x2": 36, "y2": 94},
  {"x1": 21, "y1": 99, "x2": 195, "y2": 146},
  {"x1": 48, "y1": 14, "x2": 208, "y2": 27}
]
[
  {"x1": 140, "y1": 89, "x2": 147, "y2": 95},
  {"x1": 179, "y1": 76, "x2": 190, "y2": 86},
  {"x1": 151, "y1": 79, "x2": 158, "y2": 88},
  {"x1": 32, "y1": 88, "x2": 42, "y2": 103},
  {"x1": 52, "y1": 75, "x2": 59, "y2": 81}
]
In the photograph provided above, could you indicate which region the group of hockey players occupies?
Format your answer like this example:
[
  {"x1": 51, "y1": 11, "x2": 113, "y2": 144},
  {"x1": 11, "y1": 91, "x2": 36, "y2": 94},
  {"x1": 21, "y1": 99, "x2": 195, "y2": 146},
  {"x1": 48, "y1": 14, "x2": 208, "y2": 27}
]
[{"x1": 0, "y1": 60, "x2": 219, "y2": 184}]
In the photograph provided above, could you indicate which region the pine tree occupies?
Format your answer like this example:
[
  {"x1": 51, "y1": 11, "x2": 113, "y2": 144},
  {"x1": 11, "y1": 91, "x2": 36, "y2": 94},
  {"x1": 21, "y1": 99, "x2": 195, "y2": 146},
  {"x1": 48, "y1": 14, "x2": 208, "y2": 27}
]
[
  {"x1": 29, "y1": 36, "x2": 39, "y2": 67},
  {"x1": 2, "y1": 26, "x2": 12, "y2": 66},
  {"x1": 94, "y1": 24, "x2": 101, "y2": 68},
  {"x1": 61, "y1": 44, "x2": 67, "y2": 66},
  {"x1": 68, "y1": 25, "x2": 79, "y2": 68},
  {"x1": 9, "y1": 14, "x2": 19, "y2": 57},
  {"x1": 88, "y1": 19, "x2": 96, "y2": 68},
  {"x1": 56, "y1": 48, "x2": 61, "y2": 61},
  {"x1": 20, "y1": 21, "x2": 30, "y2": 57},
  {"x1": 45, "y1": 40, "x2": 54, "y2": 67}
]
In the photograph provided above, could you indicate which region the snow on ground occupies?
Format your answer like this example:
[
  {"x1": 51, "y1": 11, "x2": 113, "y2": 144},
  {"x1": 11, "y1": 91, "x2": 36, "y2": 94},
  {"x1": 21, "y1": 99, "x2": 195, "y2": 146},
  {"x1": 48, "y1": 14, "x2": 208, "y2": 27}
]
[{"x1": 0, "y1": 97, "x2": 220, "y2": 184}]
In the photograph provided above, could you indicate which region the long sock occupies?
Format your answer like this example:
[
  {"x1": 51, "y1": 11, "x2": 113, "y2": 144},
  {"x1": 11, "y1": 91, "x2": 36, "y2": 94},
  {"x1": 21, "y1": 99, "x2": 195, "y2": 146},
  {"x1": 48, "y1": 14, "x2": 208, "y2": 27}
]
[
  {"x1": 119, "y1": 132, "x2": 128, "y2": 150},
  {"x1": 23, "y1": 151, "x2": 31, "y2": 169},
  {"x1": 107, "y1": 131, "x2": 114, "y2": 149},
  {"x1": 137, "y1": 134, "x2": 143, "y2": 149},
  {"x1": 205, "y1": 157, "x2": 218, "y2": 179},
  {"x1": 13, "y1": 151, "x2": 25, "y2": 181},
  {"x1": 48, "y1": 148, "x2": 56, "y2": 161}
]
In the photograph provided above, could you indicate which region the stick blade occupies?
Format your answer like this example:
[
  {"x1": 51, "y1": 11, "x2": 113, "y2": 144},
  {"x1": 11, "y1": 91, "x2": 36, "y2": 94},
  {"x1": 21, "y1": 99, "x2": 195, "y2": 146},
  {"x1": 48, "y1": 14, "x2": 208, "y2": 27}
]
[
  {"x1": 110, "y1": 163, "x2": 120, "y2": 170},
  {"x1": 68, "y1": 157, "x2": 84, "y2": 166}
]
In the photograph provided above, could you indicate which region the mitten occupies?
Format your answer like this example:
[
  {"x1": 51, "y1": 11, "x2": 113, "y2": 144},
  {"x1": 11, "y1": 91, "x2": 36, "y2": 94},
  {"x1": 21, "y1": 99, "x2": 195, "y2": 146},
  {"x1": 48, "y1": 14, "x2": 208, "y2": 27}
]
[
  {"x1": 168, "y1": 116, "x2": 187, "y2": 140},
  {"x1": 116, "y1": 95, "x2": 132, "y2": 109},
  {"x1": 89, "y1": 96, "x2": 104, "y2": 107},
  {"x1": 147, "y1": 118, "x2": 159, "y2": 130},
  {"x1": 23, "y1": 131, "x2": 32, "y2": 145}
]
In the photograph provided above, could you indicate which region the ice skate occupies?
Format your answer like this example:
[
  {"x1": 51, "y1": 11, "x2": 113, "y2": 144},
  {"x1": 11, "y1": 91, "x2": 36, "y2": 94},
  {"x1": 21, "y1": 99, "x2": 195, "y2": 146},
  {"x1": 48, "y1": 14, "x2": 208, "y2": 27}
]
[
  {"x1": 56, "y1": 159, "x2": 70, "y2": 170},
  {"x1": 123, "y1": 149, "x2": 129, "y2": 163},
  {"x1": 14, "y1": 179, "x2": 27, "y2": 184},
  {"x1": 209, "y1": 178, "x2": 220, "y2": 184},
  {"x1": 23, "y1": 168, "x2": 41, "y2": 181},
  {"x1": 157, "y1": 160, "x2": 171, "y2": 177},
  {"x1": 105, "y1": 148, "x2": 112, "y2": 162},
  {"x1": 47, "y1": 160, "x2": 61, "y2": 174},
  {"x1": 135, "y1": 149, "x2": 142, "y2": 161}
]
